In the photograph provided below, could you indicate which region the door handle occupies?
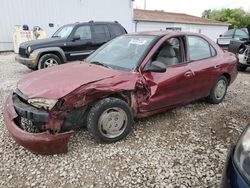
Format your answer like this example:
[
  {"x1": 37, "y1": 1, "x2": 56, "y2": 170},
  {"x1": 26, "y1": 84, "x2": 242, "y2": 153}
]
[{"x1": 184, "y1": 71, "x2": 193, "y2": 78}]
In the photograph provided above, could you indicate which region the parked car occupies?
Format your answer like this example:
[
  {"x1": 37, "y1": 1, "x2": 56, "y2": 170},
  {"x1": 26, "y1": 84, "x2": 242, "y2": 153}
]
[
  {"x1": 217, "y1": 28, "x2": 249, "y2": 50},
  {"x1": 4, "y1": 31, "x2": 238, "y2": 154},
  {"x1": 228, "y1": 25, "x2": 250, "y2": 71},
  {"x1": 15, "y1": 21, "x2": 127, "y2": 70},
  {"x1": 221, "y1": 124, "x2": 250, "y2": 188}
]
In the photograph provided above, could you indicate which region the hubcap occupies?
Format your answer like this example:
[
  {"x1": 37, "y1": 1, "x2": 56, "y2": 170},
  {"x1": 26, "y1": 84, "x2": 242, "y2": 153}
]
[
  {"x1": 98, "y1": 107, "x2": 128, "y2": 138},
  {"x1": 44, "y1": 58, "x2": 58, "y2": 68},
  {"x1": 215, "y1": 80, "x2": 227, "y2": 100}
]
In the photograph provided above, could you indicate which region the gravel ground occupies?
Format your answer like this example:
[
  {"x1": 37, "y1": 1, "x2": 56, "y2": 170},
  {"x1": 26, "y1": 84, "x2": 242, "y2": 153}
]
[{"x1": 0, "y1": 53, "x2": 250, "y2": 188}]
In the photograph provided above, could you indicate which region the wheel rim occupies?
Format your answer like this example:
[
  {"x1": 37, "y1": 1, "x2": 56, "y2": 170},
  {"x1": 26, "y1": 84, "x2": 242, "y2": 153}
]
[
  {"x1": 44, "y1": 58, "x2": 58, "y2": 68},
  {"x1": 98, "y1": 107, "x2": 128, "y2": 139},
  {"x1": 214, "y1": 80, "x2": 227, "y2": 100}
]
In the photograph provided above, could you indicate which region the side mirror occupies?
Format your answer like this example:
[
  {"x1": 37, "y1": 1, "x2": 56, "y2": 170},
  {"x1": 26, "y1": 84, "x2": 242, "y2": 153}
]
[
  {"x1": 144, "y1": 61, "x2": 166, "y2": 73},
  {"x1": 72, "y1": 35, "x2": 81, "y2": 41},
  {"x1": 219, "y1": 34, "x2": 222, "y2": 37}
]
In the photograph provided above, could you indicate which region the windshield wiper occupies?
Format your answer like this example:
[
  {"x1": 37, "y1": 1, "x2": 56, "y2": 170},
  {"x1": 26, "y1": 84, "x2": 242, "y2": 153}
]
[
  {"x1": 52, "y1": 35, "x2": 61, "y2": 38},
  {"x1": 89, "y1": 61, "x2": 111, "y2": 68}
]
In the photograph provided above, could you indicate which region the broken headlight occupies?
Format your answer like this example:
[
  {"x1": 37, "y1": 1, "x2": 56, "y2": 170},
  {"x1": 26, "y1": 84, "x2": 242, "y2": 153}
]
[
  {"x1": 234, "y1": 125, "x2": 250, "y2": 182},
  {"x1": 28, "y1": 98, "x2": 58, "y2": 110}
]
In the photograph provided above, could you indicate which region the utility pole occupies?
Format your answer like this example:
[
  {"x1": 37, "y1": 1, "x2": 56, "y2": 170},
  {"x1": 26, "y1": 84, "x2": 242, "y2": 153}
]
[{"x1": 144, "y1": 0, "x2": 146, "y2": 9}]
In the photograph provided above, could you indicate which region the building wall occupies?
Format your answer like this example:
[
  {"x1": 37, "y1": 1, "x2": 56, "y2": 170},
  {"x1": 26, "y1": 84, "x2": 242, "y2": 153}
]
[
  {"x1": 135, "y1": 21, "x2": 228, "y2": 42},
  {"x1": 0, "y1": 0, "x2": 134, "y2": 51}
]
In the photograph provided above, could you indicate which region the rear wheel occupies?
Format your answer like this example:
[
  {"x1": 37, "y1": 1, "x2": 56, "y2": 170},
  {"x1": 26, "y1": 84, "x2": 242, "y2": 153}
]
[
  {"x1": 207, "y1": 76, "x2": 228, "y2": 104},
  {"x1": 87, "y1": 97, "x2": 133, "y2": 143},
  {"x1": 38, "y1": 54, "x2": 61, "y2": 69}
]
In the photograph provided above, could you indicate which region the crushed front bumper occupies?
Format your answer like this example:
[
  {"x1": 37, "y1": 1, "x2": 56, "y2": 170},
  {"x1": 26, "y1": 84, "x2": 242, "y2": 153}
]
[
  {"x1": 15, "y1": 55, "x2": 37, "y2": 69},
  {"x1": 3, "y1": 93, "x2": 74, "y2": 155}
]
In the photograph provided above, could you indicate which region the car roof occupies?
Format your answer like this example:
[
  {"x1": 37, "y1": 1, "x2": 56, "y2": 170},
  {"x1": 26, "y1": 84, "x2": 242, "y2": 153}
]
[
  {"x1": 127, "y1": 30, "x2": 201, "y2": 37},
  {"x1": 63, "y1": 21, "x2": 121, "y2": 27}
]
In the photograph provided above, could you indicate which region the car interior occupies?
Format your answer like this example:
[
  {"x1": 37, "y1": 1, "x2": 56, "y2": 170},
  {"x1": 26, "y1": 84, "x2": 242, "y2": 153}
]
[{"x1": 151, "y1": 37, "x2": 183, "y2": 67}]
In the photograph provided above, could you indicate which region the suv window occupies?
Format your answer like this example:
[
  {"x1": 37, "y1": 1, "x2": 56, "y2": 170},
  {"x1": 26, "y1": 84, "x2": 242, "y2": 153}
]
[
  {"x1": 235, "y1": 29, "x2": 248, "y2": 37},
  {"x1": 93, "y1": 24, "x2": 110, "y2": 43},
  {"x1": 187, "y1": 36, "x2": 212, "y2": 61},
  {"x1": 109, "y1": 24, "x2": 124, "y2": 37},
  {"x1": 74, "y1": 25, "x2": 92, "y2": 40},
  {"x1": 222, "y1": 29, "x2": 235, "y2": 37}
]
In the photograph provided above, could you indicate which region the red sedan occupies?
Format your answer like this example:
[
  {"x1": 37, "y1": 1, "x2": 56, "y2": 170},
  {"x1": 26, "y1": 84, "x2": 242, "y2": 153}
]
[{"x1": 3, "y1": 31, "x2": 238, "y2": 154}]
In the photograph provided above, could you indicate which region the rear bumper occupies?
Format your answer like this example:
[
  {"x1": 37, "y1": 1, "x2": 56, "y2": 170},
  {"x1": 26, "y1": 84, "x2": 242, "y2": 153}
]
[
  {"x1": 15, "y1": 55, "x2": 37, "y2": 69},
  {"x1": 3, "y1": 93, "x2": 74, "y2": 155}
]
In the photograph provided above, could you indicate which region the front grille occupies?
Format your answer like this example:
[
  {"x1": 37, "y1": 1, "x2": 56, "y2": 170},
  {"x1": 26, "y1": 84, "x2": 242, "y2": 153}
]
[{"x1": 19, "y1": 47, "x2": 27, "y2": 57}]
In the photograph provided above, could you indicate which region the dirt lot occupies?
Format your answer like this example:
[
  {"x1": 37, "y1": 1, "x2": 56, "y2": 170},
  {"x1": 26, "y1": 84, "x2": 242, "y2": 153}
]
[{"x1": 0, "y1": 53, "x2": 250, "y2": 188}]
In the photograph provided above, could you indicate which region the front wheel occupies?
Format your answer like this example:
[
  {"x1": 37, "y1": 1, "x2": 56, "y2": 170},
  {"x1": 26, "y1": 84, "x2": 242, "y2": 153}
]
[
  {"x1": 207, "y1": 76, "x2": 228, "y2": 104},
  {"x1": 38, "y1": 54, "x2": 61, "y2": 69},
  {"x1": 87, "y1": 98, "x2": 133, "y2": 143}
]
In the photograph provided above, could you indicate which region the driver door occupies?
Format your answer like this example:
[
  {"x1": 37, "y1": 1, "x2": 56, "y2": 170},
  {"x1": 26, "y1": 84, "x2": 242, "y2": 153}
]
[{"x1": 139, "y1": 36, "x2": 195, "y2": 113}]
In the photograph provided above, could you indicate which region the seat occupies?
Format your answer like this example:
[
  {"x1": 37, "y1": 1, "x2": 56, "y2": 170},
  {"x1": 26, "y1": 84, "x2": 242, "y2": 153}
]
[{"x1": 156, "y1": 45, "x2": 178, "y2": 66}]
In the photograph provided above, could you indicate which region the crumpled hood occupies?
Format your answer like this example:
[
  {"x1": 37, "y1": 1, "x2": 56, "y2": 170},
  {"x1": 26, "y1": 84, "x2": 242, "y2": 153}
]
[{"x1": 17, "y1": 61, "x2": 126, "y2": 100}]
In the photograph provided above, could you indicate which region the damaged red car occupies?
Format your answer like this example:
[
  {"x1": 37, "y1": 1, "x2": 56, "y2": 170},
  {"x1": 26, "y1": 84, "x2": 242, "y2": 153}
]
[{"x1": 4, "y1": 31, "x2": 238, "y2": 154}]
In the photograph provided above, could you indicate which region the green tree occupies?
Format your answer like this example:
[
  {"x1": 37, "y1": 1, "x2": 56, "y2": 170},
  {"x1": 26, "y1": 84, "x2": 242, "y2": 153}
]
[{"x1": 201, "y1": 8, "x2": 250, "y2": 28}]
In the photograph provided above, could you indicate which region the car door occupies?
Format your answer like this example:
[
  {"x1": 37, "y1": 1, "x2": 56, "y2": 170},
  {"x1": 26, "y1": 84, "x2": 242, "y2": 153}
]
[
  {"x1": 186, "y1": 35, "x2": 219, "y2": 100},
  {"x1": 64, "y1": 24, "x2": 94, "y2": 61},
  {"x1": 139, "y1": 36, "x2": 195, "y2": 113},
  {"x1": 91, "y1": 24, "x2": 111, "y2": 50}
]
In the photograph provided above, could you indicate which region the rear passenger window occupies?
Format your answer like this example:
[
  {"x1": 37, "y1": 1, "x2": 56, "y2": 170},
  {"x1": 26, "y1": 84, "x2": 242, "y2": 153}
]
[
  {"x1": 74, "y1": 25, "x2": 92, "y2": 40},
  {"x1": 109, "y1": 24, "x2": 123, "y2": 37},
  {"x1": 93, "y1": 25, "x2": 110, "y2": 43},
  {"x1": 187, "y1": 36, "x2": 212, "y2": 61}
]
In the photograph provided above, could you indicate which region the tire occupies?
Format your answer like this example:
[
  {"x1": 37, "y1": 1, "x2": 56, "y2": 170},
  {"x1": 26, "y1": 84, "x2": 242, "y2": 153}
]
[
  {"x1": 38, "y1": 53, "x2": 61, "y2": 69},
  {"x1": 237, "y1": 63, "x2": 247, "y2": 71},
  {"x1": 87, "y1": 97, "x2": 133, "y2": 143},
  {"x1": 207, "y1": 76, "x2": 228, "y2": 104}
]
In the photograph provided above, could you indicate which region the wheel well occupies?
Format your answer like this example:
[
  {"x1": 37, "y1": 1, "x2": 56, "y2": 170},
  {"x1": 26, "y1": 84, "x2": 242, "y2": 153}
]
[
  {"x1": 39, "y1": 51, "x2": 64, "y2": 63},
  {"x1": 107, "y1": 93, "x2": 130, "y2": 104},
  {"x1": 222, "y1": 73, "x2": 231, "y2": 84}
]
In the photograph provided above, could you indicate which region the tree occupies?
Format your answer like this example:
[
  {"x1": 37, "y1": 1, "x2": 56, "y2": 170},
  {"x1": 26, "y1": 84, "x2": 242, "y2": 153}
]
[{"x1": 201, "y1": 8, "x2": 250, "y2": 28}]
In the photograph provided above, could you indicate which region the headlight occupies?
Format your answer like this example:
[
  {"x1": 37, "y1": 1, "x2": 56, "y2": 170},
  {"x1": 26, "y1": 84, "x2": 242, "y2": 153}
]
[
  {"x1": 28, "y1": 98, "x2": 58, "y2": 110},
  {"x1": 234, "y1": 125, "x2": 250, "y2": 181},
  {"x1": 27, "y1": 46, "x2": 32, "y2": 55}
]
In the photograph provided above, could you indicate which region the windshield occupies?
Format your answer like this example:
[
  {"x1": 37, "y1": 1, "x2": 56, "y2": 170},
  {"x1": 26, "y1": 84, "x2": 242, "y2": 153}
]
[
  {"x1": 52, "y1": 25, "x2": 74, "y2": 38},
  {"x1": 86, "y1": 35, "x2": 157, "y2": 71}
]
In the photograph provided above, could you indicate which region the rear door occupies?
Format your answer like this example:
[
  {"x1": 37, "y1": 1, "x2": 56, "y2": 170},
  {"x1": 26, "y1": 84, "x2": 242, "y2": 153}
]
[
  {"x1": 186, "y1": 35, "x2": 220, "y2": 100},
  {"x1": 64, "y1": 24, "x2": 94, "y2": 61}
]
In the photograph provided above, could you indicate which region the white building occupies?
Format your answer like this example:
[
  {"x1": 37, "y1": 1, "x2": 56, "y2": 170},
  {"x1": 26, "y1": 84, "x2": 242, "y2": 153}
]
[
  {"x1": 0, "y1": 1, "x2": 230, "y2": 52},
  {"x1": 0, "y1": 0, "x2": 134, "y2": 51},
  {"x1": 134, "y1": 9, "x2": 230, "y2": 41}
]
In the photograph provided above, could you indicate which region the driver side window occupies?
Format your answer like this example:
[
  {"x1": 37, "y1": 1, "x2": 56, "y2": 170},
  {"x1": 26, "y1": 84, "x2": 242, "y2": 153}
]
[
  {"x1": 74, "y1": 25, "x2": 92, "y2": 40},
  {"x1": 150, "y1": 37, "x2": 184, "y2": 67}
]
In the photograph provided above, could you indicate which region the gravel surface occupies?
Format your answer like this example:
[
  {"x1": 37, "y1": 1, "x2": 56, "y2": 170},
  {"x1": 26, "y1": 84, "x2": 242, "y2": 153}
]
[{"x1": 0, "y1": 53, "x2": 250, "y2": 188}]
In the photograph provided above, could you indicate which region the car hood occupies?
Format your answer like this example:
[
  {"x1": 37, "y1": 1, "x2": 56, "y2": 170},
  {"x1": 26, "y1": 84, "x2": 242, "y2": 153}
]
[
  {"x1": 17, "y1": 61, "x2": 130, "y2": 100},
  {"x1": 20, "y1": 38, "x2": 64, "y2": 49}
]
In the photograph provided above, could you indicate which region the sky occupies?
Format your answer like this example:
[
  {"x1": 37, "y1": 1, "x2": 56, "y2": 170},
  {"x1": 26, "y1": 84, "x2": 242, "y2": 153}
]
[{"x1": 134, "y1": 0, "x2": 250, "y2": 17}]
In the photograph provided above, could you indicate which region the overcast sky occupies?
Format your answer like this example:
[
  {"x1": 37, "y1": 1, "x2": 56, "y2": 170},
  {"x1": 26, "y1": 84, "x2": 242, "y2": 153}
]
[{"x1": 134, "y1": 0, "x2": 250, "y2": 17}]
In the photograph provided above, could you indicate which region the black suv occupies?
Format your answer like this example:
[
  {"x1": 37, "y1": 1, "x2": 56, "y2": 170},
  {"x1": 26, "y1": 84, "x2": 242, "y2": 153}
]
[{"x1": 16, "y1": 21, "x2": 127, "y2": 70}]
